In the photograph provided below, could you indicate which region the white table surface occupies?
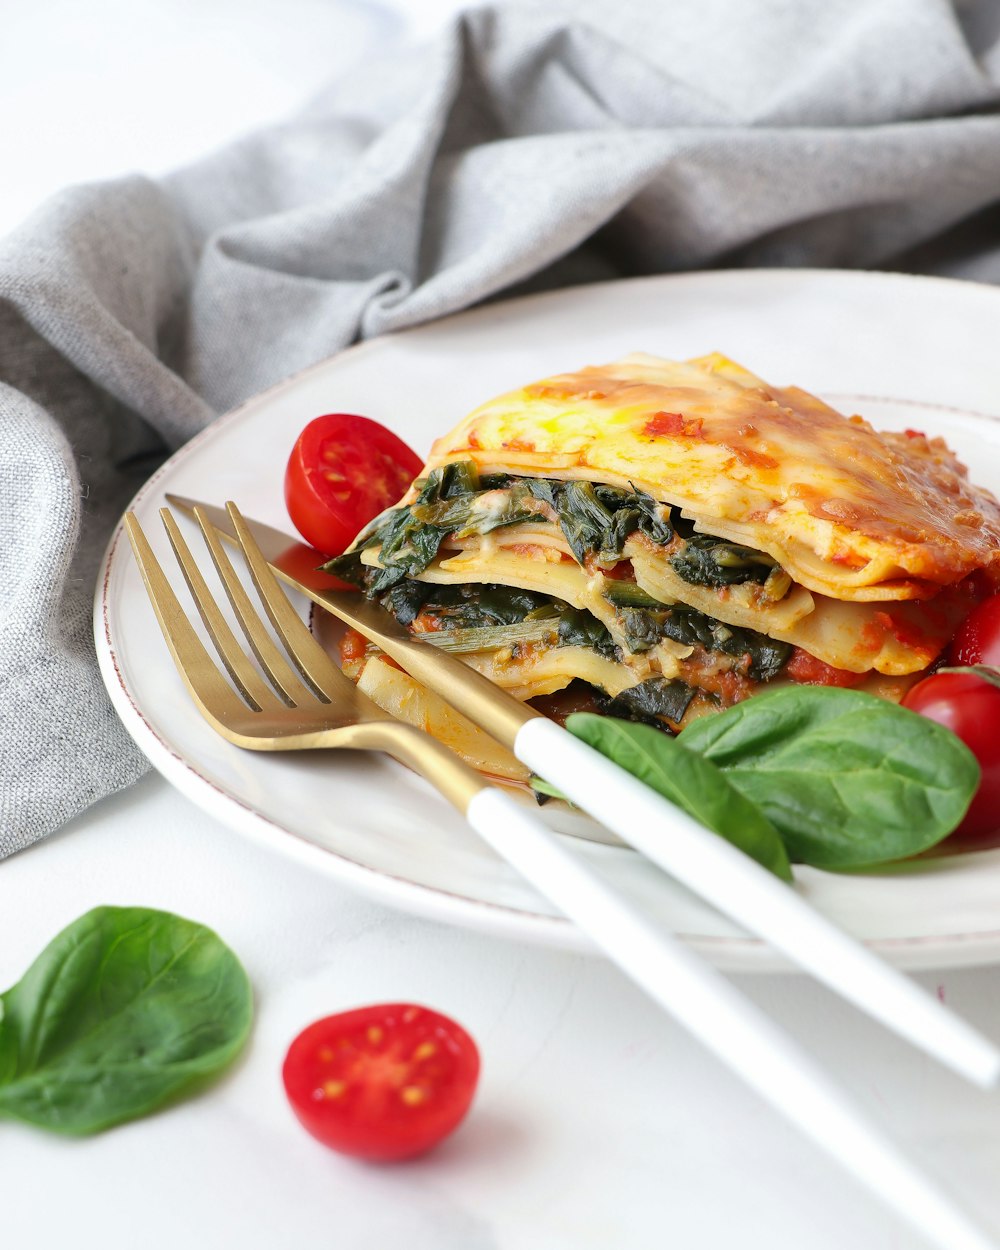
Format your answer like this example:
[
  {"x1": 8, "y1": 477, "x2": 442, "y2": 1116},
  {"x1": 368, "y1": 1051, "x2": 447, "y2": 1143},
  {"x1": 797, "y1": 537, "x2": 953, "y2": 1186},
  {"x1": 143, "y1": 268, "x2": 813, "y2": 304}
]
[{"x1": 5, "y1": 4, "x2": 1000, "y2": 1249}]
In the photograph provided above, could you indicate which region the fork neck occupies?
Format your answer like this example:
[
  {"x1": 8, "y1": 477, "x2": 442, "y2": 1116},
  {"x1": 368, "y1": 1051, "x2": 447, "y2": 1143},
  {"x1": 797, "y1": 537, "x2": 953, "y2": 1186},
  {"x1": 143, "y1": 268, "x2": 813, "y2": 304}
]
[{"x1": 345, "y1": 720, "x2": 486, "y2": 815}]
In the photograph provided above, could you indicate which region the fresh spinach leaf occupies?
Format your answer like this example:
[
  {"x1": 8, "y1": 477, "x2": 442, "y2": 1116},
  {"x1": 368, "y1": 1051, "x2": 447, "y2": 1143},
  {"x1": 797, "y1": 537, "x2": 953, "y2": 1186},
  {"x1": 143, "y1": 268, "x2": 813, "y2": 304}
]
[
  {"x1": 530, "y1": 774, "x2": 566, "y2": 803},
  {"x1": 678, "y1": 687, "x2": 980, "y2": 868},
  {"x1": 0, "y1": 906, "x2": 253, "y2": 1136},
  {"x1": 565, "y1": 713, "x2": 792, "y2": 880}
]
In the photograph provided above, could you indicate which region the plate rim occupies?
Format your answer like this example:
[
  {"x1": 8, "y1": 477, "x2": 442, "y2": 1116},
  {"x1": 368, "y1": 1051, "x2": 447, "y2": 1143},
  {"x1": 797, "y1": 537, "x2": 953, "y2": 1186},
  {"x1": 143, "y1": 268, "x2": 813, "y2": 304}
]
[{"x1": 94, "y1": 267, "x2": 1000, "y2": 971}]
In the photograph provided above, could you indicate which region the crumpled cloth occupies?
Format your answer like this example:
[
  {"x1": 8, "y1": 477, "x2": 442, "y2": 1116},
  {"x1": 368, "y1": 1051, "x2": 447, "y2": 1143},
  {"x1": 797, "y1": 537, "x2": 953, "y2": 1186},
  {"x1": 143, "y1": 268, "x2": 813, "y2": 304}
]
[{"x1": 5, "y1": 0, "x2": 1000, "y2": 857}]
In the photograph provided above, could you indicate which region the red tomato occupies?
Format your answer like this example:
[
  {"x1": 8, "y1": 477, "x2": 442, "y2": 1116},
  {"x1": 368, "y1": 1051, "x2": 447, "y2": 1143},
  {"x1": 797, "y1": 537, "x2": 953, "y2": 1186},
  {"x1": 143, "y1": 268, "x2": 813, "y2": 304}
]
[
  {"x1": 284, "y1": 414, "x2": 423, "y2": 556},
  {"x1": 948, "y1": 594, "x2": 1000, "y2": 668},
  {"x1": 282, "y1": 1003, "x2": 480, "y2": 1161},
  {"x1": 902, "y1": 671, "x2": 1000, "y2": 841}
]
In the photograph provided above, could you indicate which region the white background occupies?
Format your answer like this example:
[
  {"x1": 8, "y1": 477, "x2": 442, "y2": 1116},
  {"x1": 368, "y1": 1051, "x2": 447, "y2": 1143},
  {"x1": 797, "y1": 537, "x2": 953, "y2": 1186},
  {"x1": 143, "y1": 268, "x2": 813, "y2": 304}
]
[
  {"x1": 0, "y1": 0, "x2": 463, "y2": 237},
  {"x1": 4, "y1": 4, "x2": 1000, "y2": 1249}
]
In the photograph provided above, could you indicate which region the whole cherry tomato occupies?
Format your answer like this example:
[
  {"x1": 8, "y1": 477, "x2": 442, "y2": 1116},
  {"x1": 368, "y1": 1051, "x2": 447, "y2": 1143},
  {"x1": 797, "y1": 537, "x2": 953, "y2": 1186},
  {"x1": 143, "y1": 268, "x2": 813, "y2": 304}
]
[
  {"x1": 282, "y1": 1003, "x2": 480, "y2": 1161},
  {"x1": 284, "y1": 413, "x2": 423, "y2": 556},
  {"x1": 947, "y1": 594, "x2": 1000, "y2": 667},
  {"x1": 902, "y1": 671, "x2": 1000, "y2": 841}
]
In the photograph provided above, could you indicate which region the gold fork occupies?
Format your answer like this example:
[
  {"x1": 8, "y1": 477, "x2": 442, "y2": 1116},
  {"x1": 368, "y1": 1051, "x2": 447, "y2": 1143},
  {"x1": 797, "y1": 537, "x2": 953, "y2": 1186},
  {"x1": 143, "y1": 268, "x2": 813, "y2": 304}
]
[
  {"x1": 124, "y1": 507, "x2": 482, "y2": 813},
  {"x1": 122, "y1": 503, "x2": 1000, "y2": 1250}
]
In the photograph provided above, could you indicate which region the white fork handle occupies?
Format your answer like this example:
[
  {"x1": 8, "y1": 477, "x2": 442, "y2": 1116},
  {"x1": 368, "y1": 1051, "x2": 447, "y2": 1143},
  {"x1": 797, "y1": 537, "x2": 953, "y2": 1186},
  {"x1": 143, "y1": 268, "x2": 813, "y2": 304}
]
[
  {"x1": 513, "y1": 716, "x2": 1000, "y2": 1090},
  {"x1": 465, "y1": 786, "x2": 998, "y2": 1250}
]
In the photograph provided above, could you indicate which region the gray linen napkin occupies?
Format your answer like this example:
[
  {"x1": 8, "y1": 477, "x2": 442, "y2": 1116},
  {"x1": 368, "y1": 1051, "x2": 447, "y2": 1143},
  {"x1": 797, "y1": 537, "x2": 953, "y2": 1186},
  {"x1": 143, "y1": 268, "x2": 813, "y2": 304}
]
[{"x1": 4, "y1": 0, "x2": 1000, "y2": 858}]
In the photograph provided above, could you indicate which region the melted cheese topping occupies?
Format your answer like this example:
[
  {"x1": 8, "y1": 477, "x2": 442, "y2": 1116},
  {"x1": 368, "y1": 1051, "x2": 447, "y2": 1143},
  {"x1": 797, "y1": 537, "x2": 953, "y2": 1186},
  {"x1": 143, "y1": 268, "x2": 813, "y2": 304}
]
[{"x1": 421, "y1": 352, "x2": 1000, "y2": 599}]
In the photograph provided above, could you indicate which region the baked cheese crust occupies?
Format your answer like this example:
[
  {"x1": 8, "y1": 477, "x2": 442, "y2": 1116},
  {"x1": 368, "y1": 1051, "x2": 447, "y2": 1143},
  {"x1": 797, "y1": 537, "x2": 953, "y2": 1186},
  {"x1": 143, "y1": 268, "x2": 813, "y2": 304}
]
[{"x1": 420, "y1": 352, "x2": 1000, "y2": 601}]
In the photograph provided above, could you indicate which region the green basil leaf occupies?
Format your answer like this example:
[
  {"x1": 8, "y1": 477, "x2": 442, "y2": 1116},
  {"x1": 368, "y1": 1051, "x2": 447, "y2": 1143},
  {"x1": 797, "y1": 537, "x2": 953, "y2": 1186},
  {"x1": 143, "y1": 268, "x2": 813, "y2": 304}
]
[
  {"x1": 565, "y1": 713, "x2": 793, "y2": 881},
  {"x1": 0, "y1": 906, "x2": 253, "y2": 1136},
  {"x1": 677, "y1": 687, "x2": 980, "y2": 868}
]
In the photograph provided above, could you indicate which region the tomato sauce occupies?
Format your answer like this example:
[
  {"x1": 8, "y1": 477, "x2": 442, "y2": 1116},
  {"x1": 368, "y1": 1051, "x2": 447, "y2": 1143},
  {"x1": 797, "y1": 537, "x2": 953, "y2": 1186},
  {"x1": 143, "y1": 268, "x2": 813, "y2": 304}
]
[
  {"x1": 784, "y1": 648, "x2": 866, "y2": 688},
  {"x1": 643, "y1": 410, "x2": 704, "y2": 439},
  {"x1": 338, "y1": 628, "x2": 369, "y2": 665},
  {"x1": 527, "y1": 683, "x2": 604, "y2": 726}
]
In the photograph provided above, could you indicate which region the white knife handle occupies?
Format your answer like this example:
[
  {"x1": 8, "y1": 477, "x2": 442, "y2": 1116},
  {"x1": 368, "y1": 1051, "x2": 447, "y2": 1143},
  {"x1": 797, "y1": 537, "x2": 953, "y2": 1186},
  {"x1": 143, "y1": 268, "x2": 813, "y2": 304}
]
[
  {"x1": 464, "y1": 785, "x2": 998, "y2": 1250},
  {"x1": 512, "y1": 716, "x2": 1000, "y2": 1090}
]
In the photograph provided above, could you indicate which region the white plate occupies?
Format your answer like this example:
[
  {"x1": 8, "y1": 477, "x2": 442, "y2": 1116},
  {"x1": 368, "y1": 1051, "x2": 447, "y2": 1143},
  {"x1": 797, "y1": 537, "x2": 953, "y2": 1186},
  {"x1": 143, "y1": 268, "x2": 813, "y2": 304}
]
[{"x1": 95, "y1": 269, "x2": 1000, "y2": 971}]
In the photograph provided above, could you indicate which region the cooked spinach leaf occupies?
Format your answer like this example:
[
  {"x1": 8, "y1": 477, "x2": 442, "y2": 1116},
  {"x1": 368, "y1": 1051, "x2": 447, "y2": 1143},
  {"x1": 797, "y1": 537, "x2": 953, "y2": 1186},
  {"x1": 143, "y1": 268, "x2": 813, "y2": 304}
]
[
  {"x1": 0, "y1": 906, "x2": 252, "y2": 1136},
  {"x1": 669, "y1": 532, "x2": 778, "y2": 588},
  {"x1": 381, "y1": 579, "x2": 433, "y2": 626},
  {"x1": 557, "y1": 609, "x2": 618, "y2": 660},
  {"x1": 601, "y1": 581, "x2": 663, "y2": 610},
  {"x1": 565, "y1": 713, "x2": 792, "y2": 880},
  {"x1": 329, "y1": 464, "x2": 782, "y2": 616},
  {"x1": 597, "y1": 675, "x2": 696, "y2": 726},
  {"x1": 417, "y1": 460, "x2": 481, "y2": 502},
  {"x1": 326, "y1": 464, "x2": 553, "y2": 593},
  {"x1": 412, "y1": 480, "x2": 543, "y2": 537},
  {"x1": 678, "y1": 687, "x2": 980, "y2": 868},
  {"x1": 376, "y1": 581, "x2": 617, "y2": 661},
  {"x1": 382, "y1": 582, "x2": 555, "y2": 630},
  {"x1": 614, "y1": 602, "x2": 791, "y2": 679},
  {"x1": 527, "y1": 479, "x2": 673, "y2": 564}
]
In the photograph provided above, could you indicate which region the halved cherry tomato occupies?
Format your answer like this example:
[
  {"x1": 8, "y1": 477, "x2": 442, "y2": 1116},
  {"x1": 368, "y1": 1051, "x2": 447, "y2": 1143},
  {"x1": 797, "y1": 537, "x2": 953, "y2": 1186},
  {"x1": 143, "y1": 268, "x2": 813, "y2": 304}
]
[
  {"x1": 947, "y1": 593, "x2": 1000, "y2": 668},
  {"x1": 282, "y1": 1003, "x2": 480, "y2": 1161},
  {"x1": 284, "y1": 414, "x2": 423, "y2": 556},
  {"x1": 902, "y1": 671, "x2": 1000, "y2": 841}
]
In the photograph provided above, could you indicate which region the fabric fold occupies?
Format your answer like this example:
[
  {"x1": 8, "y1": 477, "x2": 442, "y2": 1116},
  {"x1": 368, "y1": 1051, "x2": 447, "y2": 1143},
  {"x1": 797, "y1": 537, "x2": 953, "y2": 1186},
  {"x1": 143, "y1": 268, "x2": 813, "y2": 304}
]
[{"x1": 5, "y1": 0, "x2": 1000, "y2": 855}]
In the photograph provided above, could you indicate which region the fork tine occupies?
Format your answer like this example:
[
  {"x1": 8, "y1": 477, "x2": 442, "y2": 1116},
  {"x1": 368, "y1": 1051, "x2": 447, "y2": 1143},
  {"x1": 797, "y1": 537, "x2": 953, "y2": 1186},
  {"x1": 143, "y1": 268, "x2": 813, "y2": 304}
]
[
  {"x1": 160, "y1": 510, "x2": 278, "y2": 713},
  {"x1": 186, "y1": 507, "x2": 318, "y2": 708},
  {"x1": 124, "y1": 514, "x2": 251, "y2": 721},
  {"x1": 223, "y1": 501, "x2": 346, "y2": 700}
]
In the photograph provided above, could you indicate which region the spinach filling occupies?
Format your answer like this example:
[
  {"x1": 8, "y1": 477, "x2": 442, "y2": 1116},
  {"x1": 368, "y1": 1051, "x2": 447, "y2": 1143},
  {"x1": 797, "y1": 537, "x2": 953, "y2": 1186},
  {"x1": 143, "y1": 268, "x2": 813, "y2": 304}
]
[
  {"x1": 375, "y1": 581, "x2": 618, "y2": 660},
  {"x1": 599, "y1": 578, "x2": 789, "y2": 680},
  {"x1": 325, "y1": 461, "x2": 784, "y2": 595},
  {"x1": 596, "y1": 677, "x2": 697, "y2": 727},
  {"x1": 523, "y1": 479, "x2": 673, "y2": 564},
  {"x1": 667, "y1": 520, "x2": 791, "y2": 600},
  {"x1": 325, "y1": 460, "x2": 790, "y2": 679},
  {"x1": 612, "y1": 603, "x2": 791, "y2": 682},
  {"x1": 556, "y1": 608, "x2": 619, "y2": 661},
  {"x1": 383, "y1": 582, "x2": 555, "y2": 630}
]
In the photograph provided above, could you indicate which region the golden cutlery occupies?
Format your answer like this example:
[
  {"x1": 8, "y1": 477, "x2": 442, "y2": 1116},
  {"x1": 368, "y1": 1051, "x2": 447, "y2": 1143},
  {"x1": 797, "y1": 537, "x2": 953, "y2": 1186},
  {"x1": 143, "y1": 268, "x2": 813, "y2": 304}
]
[
  {"x1": 164, "y1": 494, "x2": 1000, "y2": 1091},
  {"x1": 122, "y1": 500, "x2": 999, "y2": 1250}
]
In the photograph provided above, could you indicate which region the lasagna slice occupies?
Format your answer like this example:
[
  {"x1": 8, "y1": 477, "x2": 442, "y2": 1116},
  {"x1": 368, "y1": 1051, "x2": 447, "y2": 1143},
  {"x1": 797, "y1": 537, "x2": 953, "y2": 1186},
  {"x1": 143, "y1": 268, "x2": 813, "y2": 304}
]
[{"x1": 327, "y1": 353, "x2": 1000, "y2": 734}]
